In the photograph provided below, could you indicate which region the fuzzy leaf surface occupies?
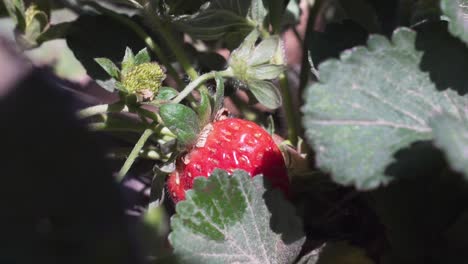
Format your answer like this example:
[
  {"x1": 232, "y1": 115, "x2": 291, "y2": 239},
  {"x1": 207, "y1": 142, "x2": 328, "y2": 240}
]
[
  {"x1": 431, "y1": 112, "x2": 468, "y2": 179},
  {"x1": 302, "y1": 28, "x2": 468, "y2": 189},
  {"x1": 169, "y1": 170, "x2": 305, "y2": 264},
  {"x1": 441, "y1": 0, "x2": 468, "y2": 44}
]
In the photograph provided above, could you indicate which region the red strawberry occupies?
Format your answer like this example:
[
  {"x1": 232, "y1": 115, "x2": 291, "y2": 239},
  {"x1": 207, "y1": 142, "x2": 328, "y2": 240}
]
[{"x1": 167, "y1": 118, "x2": 289, "y2": 202}]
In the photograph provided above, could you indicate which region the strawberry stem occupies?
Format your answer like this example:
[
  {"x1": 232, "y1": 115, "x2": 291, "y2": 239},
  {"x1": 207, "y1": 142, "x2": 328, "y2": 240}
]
[
  {"x1": 117, "y1": 128, "x2": 155, "y2": 181},
  {"x1": 77, "y1": 104, "x2": 129, "y2": 119},
  {"x1": 171, "y1": 68, "x2": 234, "y2": 104}
]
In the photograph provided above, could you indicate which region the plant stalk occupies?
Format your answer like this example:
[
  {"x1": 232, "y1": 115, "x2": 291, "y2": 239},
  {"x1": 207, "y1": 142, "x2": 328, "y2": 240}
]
[
  {"x1": 78, "y1": 104, "x2": 130, "y2": 119},
  {"x1": 263, "y1": 26, "x2": 299, "y2": 145},
  {"x1": 171, "y1": 69, "x2": 233, "y2": 104},
  {"x1": 117, "y1": 128, "x2": 154, "y2": 181}
]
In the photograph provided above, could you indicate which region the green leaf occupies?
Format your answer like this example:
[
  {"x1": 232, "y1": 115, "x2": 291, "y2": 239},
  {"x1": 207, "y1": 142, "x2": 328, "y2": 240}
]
[
  {"x1": 248, "y1": 80, "x2": 282, "y2": 109},
  {"x1": 159, "y1": 103, "x2": 200, "y2": 147},
  {"x1": 94, "y1": 57, "x2": 120, "y2": 79},
  {"x1": 156, "y1": 87, "x2": 179, "y2": 101},
  {"x1": 430, "y1": 113, "x2": 468, "y2": 179},
  {"x1": 169, "y1": 169, "x2": 305, "y2": 264},
  {"x1": 441, "y1": 0, "x2": 468, "y2": 44},
  {"x1": 248, "y1": 64, "x2": 284, "y2": 80},
  {"x1": 212, "y1": 73, "x2": 225, "y2": 118},
  {"x1": 121, "y1": 47, "x2": 135, "y2": 75},
  {"x1": 134, "y1": 47, "x2": 151, "y2": 65},
  {"x1": 302, "y1": 28, "x2": 468, "y2": 190},
  {"x1": 174, "y1": 8, "x2": 252, "y2": 41},
  {"x1": 193, "y1": 90, "x2": 212, "y2": 127},
  {"x1": 248, "y1": 36, "x2": 279, "y2": 66},
  {"x1": 173, "y1": 0, "x2": 268, "y2": 46}
]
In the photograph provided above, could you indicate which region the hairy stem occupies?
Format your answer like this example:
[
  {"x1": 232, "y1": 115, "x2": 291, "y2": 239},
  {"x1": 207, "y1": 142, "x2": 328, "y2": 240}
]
[
  {"x1": 107, "y1": 147, "x2": 163, "y2": 160},
  {"x1": 171, "y1": 69, "x2": 233, "y2": 104},
  {"x1": 117, "y1": 128, "x2": 154, "y2": 181},
  {"x1": 77, "y1": 104, "x2": 130, "y2": 119}
]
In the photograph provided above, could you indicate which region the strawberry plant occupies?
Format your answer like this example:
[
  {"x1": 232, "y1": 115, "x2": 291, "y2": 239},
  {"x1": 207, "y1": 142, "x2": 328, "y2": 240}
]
[{"x1": 3, "y1": 0, "x2": 468, "y2": 263}]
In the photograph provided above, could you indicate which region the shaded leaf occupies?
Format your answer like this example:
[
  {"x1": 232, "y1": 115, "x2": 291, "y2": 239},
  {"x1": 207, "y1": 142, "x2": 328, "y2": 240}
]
[
  {"x1": 265, "y1": 0, "x2": 284, "y2": 32},
  {"x1": 282, "y1": 0, "x2": 301, "y2": 26},
  {"x1": 316, "y1": 242, "x2": 374, "y2": 264},
  {"x1": 159, "y1": 0, "x2": 207, "y2": 15},
  {"x1": 72, "y1": 0, "x2": 141, "y2": 16},
  {"x1": 195, "y1": 51, "x2": 227, "y2": 71},
  {"x1": 159, "y1": 103, "x2": 200, "y2": 147},
  {"x1": 308, "y1": 20, "x2": 368, "y2": 67},
  {"x1": 173, "y1": 0, "x2": 268, "y2": 46},
  {"x1": 248, "y1": 80, "x2": 282, "y2": 109},
  {"x1": 302, "y1": 28, "x2": 468, "y2": 189},
  {"x1": 370, "y1": 169, "x2": 468, "y2": 263},
  {"x1": 338, "y1": 0, "x2": 381, "y2": 33},
  {"x1": 169, "y1": 169, "x2": 305, "y2": 264},
  {"x1": 443, "y1": 210, "x2": 468, "y2": 261},
  {"x1": 415, "y1": 21, "x2": 468, "y2": 95},
  {"x1": 174, "y1": 8, "x2": 251, "y2": 41},
  {"x1": 94, "y1": 57, "x2": 120, "y2": 79},
  {"x1": 441, "y1": 0, "x2": 468, "y2": 44}
]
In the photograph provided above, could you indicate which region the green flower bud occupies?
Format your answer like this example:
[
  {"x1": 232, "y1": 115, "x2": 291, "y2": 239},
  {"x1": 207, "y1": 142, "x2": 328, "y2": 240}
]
[{"x1": 122, "y1": 62, "x2": 166, "y2": 101}]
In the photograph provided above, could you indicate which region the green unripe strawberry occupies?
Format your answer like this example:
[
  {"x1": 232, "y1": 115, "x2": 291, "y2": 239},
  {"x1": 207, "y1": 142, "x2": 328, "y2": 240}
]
[{"x1": 122, "y1": 62, "x2": 166, "y2": 101}]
